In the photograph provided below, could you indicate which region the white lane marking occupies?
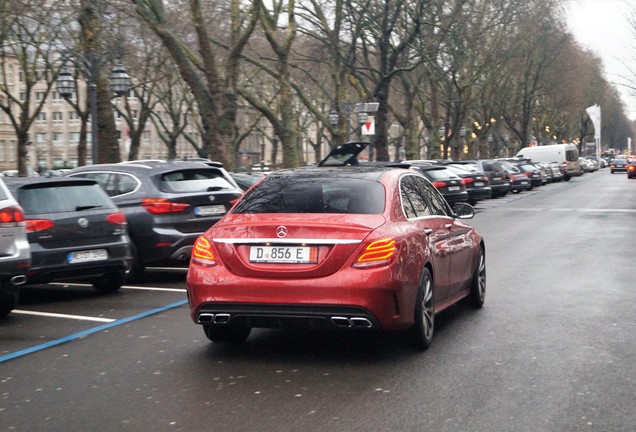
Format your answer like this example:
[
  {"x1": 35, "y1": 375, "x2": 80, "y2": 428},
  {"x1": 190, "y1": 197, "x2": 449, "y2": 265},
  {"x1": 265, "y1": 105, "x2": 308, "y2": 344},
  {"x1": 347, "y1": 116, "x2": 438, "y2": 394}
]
[
  {"x1": 48, "y1": 282, "x2": 187, "y2": 293},
  {"x1": 122, "y1": 286, "x2": 187, "y2": 293},
  {"x1": 11, "y1": 310, "x2": 116, "y2": 322}
]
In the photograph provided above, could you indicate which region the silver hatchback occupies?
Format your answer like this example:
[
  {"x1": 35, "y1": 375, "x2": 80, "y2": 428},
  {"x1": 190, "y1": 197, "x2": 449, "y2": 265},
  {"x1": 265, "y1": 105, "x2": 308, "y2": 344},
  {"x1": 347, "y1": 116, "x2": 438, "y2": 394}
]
[{"x1": 0, "y1": 177, "x2": 31, "y2": 317}]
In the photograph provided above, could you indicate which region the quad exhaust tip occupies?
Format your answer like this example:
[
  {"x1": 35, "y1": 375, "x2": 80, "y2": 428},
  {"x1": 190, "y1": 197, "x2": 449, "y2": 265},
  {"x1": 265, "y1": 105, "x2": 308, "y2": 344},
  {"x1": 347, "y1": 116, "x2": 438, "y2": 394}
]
[
  {"x1": 198, "y1": 313, "x2": 231, "y2": 324},
  {"x1": 331, "y1": 316, "x2": 373, "y2": 328}
]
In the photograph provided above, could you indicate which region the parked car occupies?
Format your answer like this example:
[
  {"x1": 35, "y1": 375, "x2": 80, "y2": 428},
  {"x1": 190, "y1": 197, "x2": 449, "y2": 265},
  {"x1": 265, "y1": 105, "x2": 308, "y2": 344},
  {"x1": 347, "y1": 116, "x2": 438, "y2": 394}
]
[
  {"x1": 454, "y1": 159, "x2": 511, "y2": 198},
  {"x1": 230, "y1": 172, "x2": 266, "y2": 191},
  {"x1": 512, "y1": 161, "x2": 544, "y2": 187},
  {"x1": 627, "y1": 159, "x2": 636, "y2": 179},
  {"x1": 405, "y1": 163, "x2": 469, "y2": 206},
  {"x1": 4, "y1": 177, "x2": 131, "y2": 292},
  {"x1": 443, "y1": 163, "x2": 492, "y2": 205},
  {"x1": 186, "y1": 149, "x2": 486, "y2": 350},
  {"x1": 516, "y1": 143, "x2": 583, "y2": 180},
  {"x1": 0, "y1": 178, "x2": 30, "y2": 317},
  {"x1": 498, "y1": 160, "x2": 531, "y2": 193},
  {"x1": 68, "y1": 160, "x2": 243, "y2": 280},
  {"x1": 609, "y1": 156, "x2": 629, "y2": 173}
]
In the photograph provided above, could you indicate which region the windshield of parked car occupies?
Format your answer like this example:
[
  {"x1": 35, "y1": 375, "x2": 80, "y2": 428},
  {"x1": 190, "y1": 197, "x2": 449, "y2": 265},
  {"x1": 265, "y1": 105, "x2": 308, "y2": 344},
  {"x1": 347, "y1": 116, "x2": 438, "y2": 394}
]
[
  {"x1": 17, "y1": 183, "x2": 116, "y2": 215},
  {"x1": 232, "y1": 175, "x2": 385, "y2": 214},
  {"x1": 159, "y1": 169, "x2": 236, "y2": 193}
]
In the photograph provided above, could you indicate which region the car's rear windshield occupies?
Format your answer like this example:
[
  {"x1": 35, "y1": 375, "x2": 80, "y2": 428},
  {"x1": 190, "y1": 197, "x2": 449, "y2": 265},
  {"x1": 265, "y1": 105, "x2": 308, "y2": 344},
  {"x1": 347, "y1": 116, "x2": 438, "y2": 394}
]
[
  {"x1": 418, "y1": 168, "x2": 455, "y2": 180},
  {"x1": 232, "y1": 176, "x2": 385, "y2": 214},
  {"x1": 159, "y1": 169, "x2": 235, "y2": 193},
  {"x1": 17, "y1": 184, "x2": 116, "y2": 215}
]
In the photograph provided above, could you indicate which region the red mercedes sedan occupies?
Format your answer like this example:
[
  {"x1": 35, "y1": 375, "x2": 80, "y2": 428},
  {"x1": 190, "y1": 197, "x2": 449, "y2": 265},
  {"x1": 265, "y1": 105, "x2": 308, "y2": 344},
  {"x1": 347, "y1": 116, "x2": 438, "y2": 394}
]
[{"x1": 186, "y1": 158, "x2": 486, "y2": 350}]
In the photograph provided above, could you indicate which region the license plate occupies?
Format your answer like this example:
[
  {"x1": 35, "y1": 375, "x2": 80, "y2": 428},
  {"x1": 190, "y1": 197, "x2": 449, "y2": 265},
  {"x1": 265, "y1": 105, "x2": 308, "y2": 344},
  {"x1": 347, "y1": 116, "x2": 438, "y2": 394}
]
[
  {"x1": 249, "y1": 246, "x2": 318, "y2": 263},
  {"x1": 194, "y1": 205, "x2": 226, "y2": 216},
  {"x1": 475, "y1": 182, "x2": 484, "y2": 186},
  {"x1": 493, "y1": 177, "x2": 501, "y2": 181},
  {"x1": 68, "y1": 249, "x2": 108, "y2": 263},
  {"x1": 520, "y1": 181, "x2": 528, "y2": 185},
  {"x1": 448, "y1": 186, "x2": 460, "y2": 191}
]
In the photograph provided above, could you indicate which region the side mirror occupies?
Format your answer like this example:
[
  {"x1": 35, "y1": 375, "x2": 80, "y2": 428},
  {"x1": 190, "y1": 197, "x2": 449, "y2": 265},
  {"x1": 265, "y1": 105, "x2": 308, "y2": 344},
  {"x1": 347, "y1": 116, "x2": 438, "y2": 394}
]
[{"x1": 453, "y1": 202, "x2": 475, "y2": 219}]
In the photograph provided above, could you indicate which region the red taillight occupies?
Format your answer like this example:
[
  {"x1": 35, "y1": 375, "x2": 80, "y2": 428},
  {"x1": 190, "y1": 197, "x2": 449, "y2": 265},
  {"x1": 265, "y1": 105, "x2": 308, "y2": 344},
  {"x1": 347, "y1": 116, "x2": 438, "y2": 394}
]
[
  {"x1": 25, "y1": 219, "x2": 56, "y2": 232},
  {"x1": 141, "y1": 198, "x2": 190, "y2": 214},
  {"x1": 524, "y1": 172, "x2": 532, "y2": 177},
  {"x1": 353, "y1": 237, "x2": 397, "y2": 269},
  {"x1": 431, "y1": 181, "x2": 446, "y2": 189},
  {"x1": 0, "y1": 206, "x2": 24, "y2": 225},
  {"x1": 462, "y1": 177, "x2": 473, "y2": 185},
  {"x1": 191, "y1": 236, "x2": 217, "y2": 267},
  {"x1": 106, "y1": 212, "x2": 127, "y2": 225}
]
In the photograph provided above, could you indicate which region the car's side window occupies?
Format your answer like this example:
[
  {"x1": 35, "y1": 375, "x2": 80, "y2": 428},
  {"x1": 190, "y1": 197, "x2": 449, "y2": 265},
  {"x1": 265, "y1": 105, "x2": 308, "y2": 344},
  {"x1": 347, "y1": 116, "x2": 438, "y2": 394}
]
[
  {"x1": 115, "y1": 174, "x2": 139, "y2": 195},
  {"x1": 416, "y1": 177, "x2": 448, "y2": 216},
  {"x1": 400, "y1": 175, "x2": 432, "y2": 218}
]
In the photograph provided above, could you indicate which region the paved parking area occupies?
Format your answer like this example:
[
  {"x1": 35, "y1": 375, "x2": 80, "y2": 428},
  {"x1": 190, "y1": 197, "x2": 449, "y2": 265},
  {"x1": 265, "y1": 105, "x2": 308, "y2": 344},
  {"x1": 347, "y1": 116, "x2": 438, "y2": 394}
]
[{"x1": 0, "y1": 269, "x2": 188, "y2": 363}]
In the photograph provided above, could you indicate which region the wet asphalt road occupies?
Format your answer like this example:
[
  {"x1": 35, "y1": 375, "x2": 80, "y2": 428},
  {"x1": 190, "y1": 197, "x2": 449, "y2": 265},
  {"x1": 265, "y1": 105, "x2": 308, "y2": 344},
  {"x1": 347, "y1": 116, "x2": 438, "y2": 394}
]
[{"x1": 1, "y1": 170, "x2": 635, "y2": 431}]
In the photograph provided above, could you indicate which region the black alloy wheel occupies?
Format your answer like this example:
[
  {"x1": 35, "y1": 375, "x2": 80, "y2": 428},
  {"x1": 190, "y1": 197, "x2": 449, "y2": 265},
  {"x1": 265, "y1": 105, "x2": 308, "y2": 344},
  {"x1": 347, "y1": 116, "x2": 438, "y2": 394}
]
[
  {"x1": 469, "y1": 247, "x2": 486, "y2": 308},
  {"x1": 411, "y1": 267, "x2": 434, "y2": 350}
]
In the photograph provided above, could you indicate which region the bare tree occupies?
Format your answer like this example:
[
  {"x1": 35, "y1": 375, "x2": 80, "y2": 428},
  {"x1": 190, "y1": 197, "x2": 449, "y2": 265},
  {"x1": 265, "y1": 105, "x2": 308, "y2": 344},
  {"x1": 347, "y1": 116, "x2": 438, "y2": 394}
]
[{"x1": 0, "y1": 0, "x2": 72, "y2": 175}]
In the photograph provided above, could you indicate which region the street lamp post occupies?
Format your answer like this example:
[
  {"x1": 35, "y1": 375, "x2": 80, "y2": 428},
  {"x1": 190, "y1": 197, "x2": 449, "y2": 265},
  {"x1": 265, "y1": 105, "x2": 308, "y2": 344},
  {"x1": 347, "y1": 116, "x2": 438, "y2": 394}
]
[{"x1": 56, "y1": 55, "x2": 130, "y2": 165}]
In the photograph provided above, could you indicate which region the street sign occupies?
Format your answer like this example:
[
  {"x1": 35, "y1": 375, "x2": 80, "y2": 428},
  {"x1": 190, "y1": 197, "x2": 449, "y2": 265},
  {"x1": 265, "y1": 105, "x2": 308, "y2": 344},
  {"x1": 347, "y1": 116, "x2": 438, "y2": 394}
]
[{"x1": 361, "y1": 117, "x2": 375, "y2": 135}]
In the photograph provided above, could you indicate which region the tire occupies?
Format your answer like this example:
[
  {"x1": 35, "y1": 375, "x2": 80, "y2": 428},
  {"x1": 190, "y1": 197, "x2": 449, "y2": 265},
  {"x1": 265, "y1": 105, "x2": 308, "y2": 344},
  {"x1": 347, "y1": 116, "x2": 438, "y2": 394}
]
[
  {"x1": 410, "y1": 267, "x2": 434, "y2": 350},
  {"x1": 126, "y1": 242, "x2": 145, "y2": 283},
  {"x1": 0, "y1": 287, "x2": 19, "y2": 318},
  {"x1": 469, "y1": 247, "x2": 486, "y2": 308},
  {"x1": 610, "y1": 170, "x2": 615, "y2": 174},
  {"x1": 203, "y1": 323, "x2": 251, "y2": 344},
  {"x1": 93, "y1": 270, "x2": 126, "y2": 293}
]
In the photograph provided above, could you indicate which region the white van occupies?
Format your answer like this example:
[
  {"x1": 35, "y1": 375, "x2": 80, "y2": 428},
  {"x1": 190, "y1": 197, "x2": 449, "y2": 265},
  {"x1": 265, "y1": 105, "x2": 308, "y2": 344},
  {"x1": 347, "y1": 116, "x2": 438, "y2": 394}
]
[{"x1": 515, "y1": 143, "x2": 582, "y2": 180}]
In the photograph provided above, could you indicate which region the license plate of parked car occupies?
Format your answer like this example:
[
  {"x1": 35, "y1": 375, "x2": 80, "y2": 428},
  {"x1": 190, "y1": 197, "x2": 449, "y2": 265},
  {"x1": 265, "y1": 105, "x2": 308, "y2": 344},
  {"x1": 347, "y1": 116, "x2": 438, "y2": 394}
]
[
  {"x1": 68, "y1": 249, "x2": 108, "y2": 263},
  {"x1": 249, "y1": 246, "x2": 318, "y2": 264},
  {"x1": 194, "y1": 205, "x2": 226, "y2": 216},
  {"x1": 448, "y1": 186, "x2": 460, "y2": 191}
]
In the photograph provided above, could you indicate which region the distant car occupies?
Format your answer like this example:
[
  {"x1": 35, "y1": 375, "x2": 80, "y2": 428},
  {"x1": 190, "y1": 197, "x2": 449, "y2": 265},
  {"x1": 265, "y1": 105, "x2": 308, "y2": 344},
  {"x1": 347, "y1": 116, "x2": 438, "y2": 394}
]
[
  {"x1": 498, "y1": 160, "x2": 531, "y2": 193},
  {"x1": 627, "y1": 159, "x2": 636, "y2": 179},
  {"x1": 609, "y1": 157, "x2": 629, "y2": 173},
  {"x1": 0, "y1": 178, "x2": 31, "y2": 317},
  {"x1": 68, "y1": 160, "x2": 243, "y2": 280},
  {"x1": 406, "y1": 164, "x2": 469, "y2": 206},
  {"x1": 230, "y1": 172, "x2": 266, "y2": 191},
  {"x1": 443, "y1": 164, "x2": 492, "y2": 205},
  {"x1": 454, "y1": 159, "x2": 511, "y2": 198},
  {"x1": 4, "y1": 177, "x2": 131, "y2": 292},
  {"x1": 186, "y1": 148, "x2": 486, "y2": 350}
]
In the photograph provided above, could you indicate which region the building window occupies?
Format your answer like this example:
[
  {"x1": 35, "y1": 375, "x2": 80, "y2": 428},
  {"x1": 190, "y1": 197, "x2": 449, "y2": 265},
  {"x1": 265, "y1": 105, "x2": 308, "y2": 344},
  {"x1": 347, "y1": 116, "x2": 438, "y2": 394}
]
[
  {"x1": 69, "y1": 111, "x2": 80, "y2": 124},
  {"x1": 0, "y1": 141, "x2": 5, "y2": 161},
  {"x1": 143, "y1": 130, "x2": 150, "y2": 142},
  {"x1": 52, "y1": 91, "x2": 63, "y2": 104},
  {"x1": 8, "y1": 141, "x2": 15, "y2": 162},
  {"x1": 69, "y1": 132, "x2": 80, "y2": 143},
  {"x1": 19, "y1": 92, "x2": 27, "y2": 102},
  {"x1": 52, "y1": 132, "x2": 64, "y2": 145},
  {"x1": 36, "y1": 91, "x2": 46, "y2": 102},
  {"x1": 36, "y1": 112, "x2": 47, "y2": 124},
  {"x1": 36, "y1": 133, "x2": 47, "y2": 144},
  {"x1": 52, "y1": 111, "x2": 63, "y2": 125}
]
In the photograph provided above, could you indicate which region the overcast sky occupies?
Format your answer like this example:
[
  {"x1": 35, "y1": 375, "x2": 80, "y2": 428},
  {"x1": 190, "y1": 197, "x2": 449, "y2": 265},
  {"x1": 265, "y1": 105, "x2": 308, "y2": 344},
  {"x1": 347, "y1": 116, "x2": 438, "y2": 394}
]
[{"x1": 565, "y1": 0, "x2": 636, "y2": 119}]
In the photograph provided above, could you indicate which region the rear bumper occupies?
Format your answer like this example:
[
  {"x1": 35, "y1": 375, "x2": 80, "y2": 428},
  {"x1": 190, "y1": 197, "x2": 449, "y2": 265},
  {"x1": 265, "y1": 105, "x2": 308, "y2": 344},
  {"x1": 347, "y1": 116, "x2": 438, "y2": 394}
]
[
  {"x1": 27, "y1": 240, "x2": 131, "y2": 284},
  {"x1": 186, "y1": 263, "x2": 419, "y2": 331}
]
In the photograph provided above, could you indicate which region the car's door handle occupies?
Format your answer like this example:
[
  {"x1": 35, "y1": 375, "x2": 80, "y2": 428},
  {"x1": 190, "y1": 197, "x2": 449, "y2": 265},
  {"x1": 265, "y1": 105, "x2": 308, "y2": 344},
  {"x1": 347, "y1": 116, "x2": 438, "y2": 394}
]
[
  {"x1": 424, "y1": 228, "x2": 432, "y2": 235},
  {"x1": 445, "y1": 224, "x2": 453, "y2": 230}
]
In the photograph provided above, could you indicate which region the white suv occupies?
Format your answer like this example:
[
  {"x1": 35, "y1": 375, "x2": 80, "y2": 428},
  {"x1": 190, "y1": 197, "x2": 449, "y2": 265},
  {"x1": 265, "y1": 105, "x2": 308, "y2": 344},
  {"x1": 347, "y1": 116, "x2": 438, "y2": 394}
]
[{"x1": 0, "y1": 178, "x2": 31, "y2": 317}]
